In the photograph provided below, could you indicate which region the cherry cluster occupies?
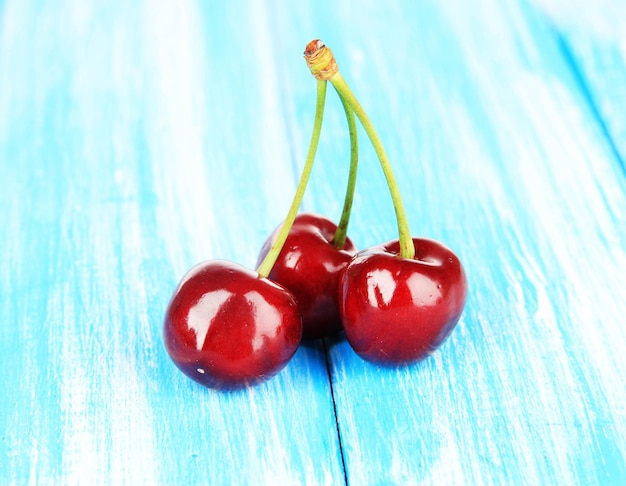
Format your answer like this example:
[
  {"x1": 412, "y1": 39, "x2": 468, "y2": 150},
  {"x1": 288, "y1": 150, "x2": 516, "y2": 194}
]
[{"x1": 163, "y1": 40, "x2": 468, "y2": 390}]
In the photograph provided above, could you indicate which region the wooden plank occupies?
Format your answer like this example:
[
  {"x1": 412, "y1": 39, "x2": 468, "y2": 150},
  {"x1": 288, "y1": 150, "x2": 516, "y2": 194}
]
[
  {"x1": 273, "y1": 0, "x2": 626, "y2": 483},
  {"x1": 0, "y1": 1, "x2": 344, "y2": 484}
]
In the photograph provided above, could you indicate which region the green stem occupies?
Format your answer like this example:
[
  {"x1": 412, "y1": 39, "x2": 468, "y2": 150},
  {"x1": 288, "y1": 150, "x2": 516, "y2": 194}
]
[
  {"x1": 330, "y1": 72, "x2": 415, "y2": 260},
  {"x1": 331, "y1": 93, "x2": 358, "y2": 249},
  {"x1": 256, "y1": 79, "x2": 327, "y2": 278}
]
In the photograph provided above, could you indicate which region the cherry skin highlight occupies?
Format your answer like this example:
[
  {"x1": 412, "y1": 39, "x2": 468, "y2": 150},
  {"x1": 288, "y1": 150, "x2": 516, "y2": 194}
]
[
  {"x1": 257, "y1": 213, "x2": 357, "y2": 340},
  {"x1": 163, "y1": 260, "x2": 302, "y2": 390},
  {"x1": 339, "y1": 238, "x2": 467, "y2": 365}
]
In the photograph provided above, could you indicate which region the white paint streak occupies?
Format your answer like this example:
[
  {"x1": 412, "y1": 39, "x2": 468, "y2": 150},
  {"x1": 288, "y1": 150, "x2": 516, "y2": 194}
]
[
  {"x1": 536, "y1": 0, "x2": 626, "y2": 41},
  {"x1": 141, "y1": 0, "x2": 216, "y2": 272}
]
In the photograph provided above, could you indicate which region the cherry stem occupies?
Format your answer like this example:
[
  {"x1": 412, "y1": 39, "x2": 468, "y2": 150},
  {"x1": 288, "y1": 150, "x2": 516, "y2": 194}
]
[
  {"x1": 330, "y1": 72, "x2": 415, "y2": 260},
  {"x1": 331, "y1": 94, "x2": 358, "y2": 249},
  {"x1": 256, "y1": 79, "x2": 327, "y2": 278}
]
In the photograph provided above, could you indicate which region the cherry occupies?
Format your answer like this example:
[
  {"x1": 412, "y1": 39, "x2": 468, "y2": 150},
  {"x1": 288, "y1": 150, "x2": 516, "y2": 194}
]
[
  {"x1": 163, "y1": 260, "x2": 302, "y2": 390},
  {"x1": 163, "y1": 63, "x2": 330, "y2": 390},
  {"x1": 305, "y1": 40, "x2": 468, "y2": 365},
  {"x1": 339, "y1": 238, "x2": 467, "y2": 365},
  {"x1": 257, "y1": 213, "x2": 357, "y2": 339}
]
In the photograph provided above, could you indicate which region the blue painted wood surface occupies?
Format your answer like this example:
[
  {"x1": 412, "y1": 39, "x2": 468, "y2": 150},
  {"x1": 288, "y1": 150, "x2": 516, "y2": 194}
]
[{"x1": 1, "y1": 0, "x2": 625, "y2": 484}]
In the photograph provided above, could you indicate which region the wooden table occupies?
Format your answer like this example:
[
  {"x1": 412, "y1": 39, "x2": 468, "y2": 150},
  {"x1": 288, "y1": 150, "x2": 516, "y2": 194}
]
[{"x1": 2, "y1": 0, "x2": 625, "y2": 484}]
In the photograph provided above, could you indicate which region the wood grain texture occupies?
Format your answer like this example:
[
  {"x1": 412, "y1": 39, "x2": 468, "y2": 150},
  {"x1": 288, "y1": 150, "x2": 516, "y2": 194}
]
[{"x1": 1, "y1": 0, "x2": 625, "y2": 484}]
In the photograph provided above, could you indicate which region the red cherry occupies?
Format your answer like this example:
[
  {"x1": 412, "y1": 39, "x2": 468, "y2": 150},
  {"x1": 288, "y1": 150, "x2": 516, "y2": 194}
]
[
  {"x1": 257, "y1": 213, "x2": 358, "y2": 340},
  {"x1": 339, "y1": 238, "x2": 467, "y2": 365},
  {"x1": 163, "y1": 260, "x2": 302, "y2": 389}
]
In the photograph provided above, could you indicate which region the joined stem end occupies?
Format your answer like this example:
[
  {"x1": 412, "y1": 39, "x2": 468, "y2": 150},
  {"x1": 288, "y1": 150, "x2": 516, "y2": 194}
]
[{"x1": 304, "y1": 39, "x2": 338, "y2": 80}]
